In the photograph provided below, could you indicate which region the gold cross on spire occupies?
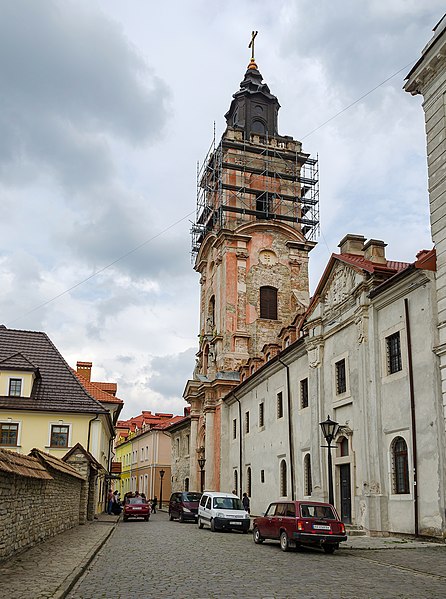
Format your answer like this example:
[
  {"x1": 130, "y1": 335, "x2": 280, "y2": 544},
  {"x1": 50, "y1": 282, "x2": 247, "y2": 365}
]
[{"x1": 248, "y1": 30, "x2": 258, "y2": 69}]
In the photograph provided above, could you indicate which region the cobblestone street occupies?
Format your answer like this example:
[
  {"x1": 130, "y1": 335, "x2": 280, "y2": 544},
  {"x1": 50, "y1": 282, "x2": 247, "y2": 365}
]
[{"x1": 68, "y1": 511, "x2": 446, "y2": 599}]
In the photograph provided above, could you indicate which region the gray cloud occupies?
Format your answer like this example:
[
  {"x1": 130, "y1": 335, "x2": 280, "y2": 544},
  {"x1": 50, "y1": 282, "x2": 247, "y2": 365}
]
[
  {"x1": 281, "y1": 2, "x2": 445, "y2": 100},
  {"x1": 0, "y1": 0, "x2": 170, "y2": 190},
  {"x1": 148, "y1": 348, "x2": 197, "y2": 398}
]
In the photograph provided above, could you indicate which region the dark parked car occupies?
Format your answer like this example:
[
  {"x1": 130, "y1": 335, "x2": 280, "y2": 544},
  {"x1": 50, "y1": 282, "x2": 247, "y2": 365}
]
[
  {"x1": 252, "y1": 501, "x2": 347, "y2": 553},
  {"x1": 123, "y1": 497, "x2": 150, "y2": 522},
  {"x1": 169, "y1": 492, "x2": 202, "y2": 522}
]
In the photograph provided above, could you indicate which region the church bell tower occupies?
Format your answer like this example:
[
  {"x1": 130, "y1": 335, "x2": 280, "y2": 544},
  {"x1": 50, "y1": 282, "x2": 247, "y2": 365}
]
[
  {"x1": 191, "y1": 35, "x2": 319, "y2": 380},
  {"x1": 184, "y1": 34, "x2": 319, "y2": 492}
]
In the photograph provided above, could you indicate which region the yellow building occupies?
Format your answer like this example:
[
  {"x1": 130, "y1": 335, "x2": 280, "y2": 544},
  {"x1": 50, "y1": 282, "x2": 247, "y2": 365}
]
[{"x1": 0, "y1": 326, "x2": 118, "y2": 513}]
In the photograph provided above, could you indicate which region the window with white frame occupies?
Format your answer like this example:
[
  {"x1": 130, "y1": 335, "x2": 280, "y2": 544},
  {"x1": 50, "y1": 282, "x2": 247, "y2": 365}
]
[
  {"x1": 245, "y1": 411, "x2": 250, "y2": 434},
  {"x1": 9, "y1": 378, "x2": 22, "y2": 397},
  {"x1": 0, "y1": 422, "x2": 19, "y2": 446},
  {"x1": 50, "y1": 424, "x2": 69, "y2": 448},
  {"x1": 259, "y1": 402, "x2": 264, "y2": 428},
  {"x1": 233, "y1": 418, "x2": 237, "y2": 439}
]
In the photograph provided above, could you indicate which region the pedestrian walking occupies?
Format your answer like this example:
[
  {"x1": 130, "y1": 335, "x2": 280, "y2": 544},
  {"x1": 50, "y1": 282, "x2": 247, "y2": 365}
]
[
  {"x1": 107, "y1": 489, "x2": 114, "y2": 515},
  {"x1": 242, "y1": 492, "x2": 250, "y2": 514},
  {"x1": 152, "y1": 496, "x2": 158, "y2": 513}
]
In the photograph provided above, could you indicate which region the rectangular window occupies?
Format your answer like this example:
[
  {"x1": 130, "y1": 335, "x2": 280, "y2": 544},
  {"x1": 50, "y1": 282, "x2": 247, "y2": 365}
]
[
  {"x1": 260, "y1": 469, "x2": 265, "y2": 483},
  {"x1": 233, "y1": 418, "x2": 237, "y2": 439},
  {"x1": 245, "y1": 411, "x2": 250, "y2": 434},
  {"x1": 50, "y1": 425, "x2": 69, "y2": 448},
  {"x1": 277, "y1": 392, "x2": 283, "y2": 419},
  {"x1": 259, "y1": 402, "x2": 264, "y2": 428},
  {"x1": 9, "y1": 379, "x2": 22, "y2": 397},
  {"x1": 335, "y1": 359, "x2": 346, "y2": 394},
  {"x1": 0, "y1": 423, "x2": 19, "y2": 446},
  {"x1": 300, "y1": 378, "x2": 309, "y2": 408},
  {"x1": 387, "y1": 332, "x2": 402, "y2": 374}
]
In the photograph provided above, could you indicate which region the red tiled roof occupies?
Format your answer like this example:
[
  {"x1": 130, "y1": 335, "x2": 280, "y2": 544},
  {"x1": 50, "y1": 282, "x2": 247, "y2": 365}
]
[
  {"x1": 0, "y1": 327, "x2": 108, "y2": 414},
  {"x1": 332, "y1": 253, "x2": 409, "y2": 274},
  {"x1": 93, "y1": 382, "x2": 117, "y2": 396},
  {"x1": 71, "y1": 369, "x2": 123, "y2": 405}
]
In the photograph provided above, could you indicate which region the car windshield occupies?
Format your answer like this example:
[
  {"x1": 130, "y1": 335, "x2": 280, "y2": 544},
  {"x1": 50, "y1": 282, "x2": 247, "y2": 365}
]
[
  {"x1": 212, "y1": 497, "x2": 242, "y2": 510},
  {"x1": 182, "y1": 493, "x2": 201, "y2": 502},
  {"x1": 300, "y1": 504, "x2": 336, "y2": 519},
  {"x1": 128, "y1": 497, "x2": 145, "y2": 505}
]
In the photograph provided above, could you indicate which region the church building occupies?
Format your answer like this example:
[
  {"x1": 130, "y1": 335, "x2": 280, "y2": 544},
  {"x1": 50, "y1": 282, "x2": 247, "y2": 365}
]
[{"x1": 173, "y1": 24, "x2": 446, "y2": 538}]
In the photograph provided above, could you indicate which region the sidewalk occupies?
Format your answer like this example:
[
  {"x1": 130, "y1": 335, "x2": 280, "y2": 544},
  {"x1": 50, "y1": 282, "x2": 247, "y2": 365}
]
[
  {"x1": 0, "y1": 515, "x2": 444, "y2": 599},
  {"x1": 0, "y1": 513, "x2": 118, "y2": 599}
]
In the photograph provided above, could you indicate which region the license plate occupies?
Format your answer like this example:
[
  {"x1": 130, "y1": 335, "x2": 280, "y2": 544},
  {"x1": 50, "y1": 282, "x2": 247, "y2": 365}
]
[
  {"x1": 132, "y1": 507, "x2": 142, "y2": 511},
  {"x1": 230, "y1": 521, "x2": 242, "y2": 525},
  {"x1": 313, "y1": 524, "x2": 330, "y2": 530}
]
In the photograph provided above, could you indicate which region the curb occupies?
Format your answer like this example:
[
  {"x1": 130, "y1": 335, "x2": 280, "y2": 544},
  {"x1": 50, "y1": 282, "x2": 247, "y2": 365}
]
[{"x1": 52, "y1": 522, "x2": 118, "y2": 599}]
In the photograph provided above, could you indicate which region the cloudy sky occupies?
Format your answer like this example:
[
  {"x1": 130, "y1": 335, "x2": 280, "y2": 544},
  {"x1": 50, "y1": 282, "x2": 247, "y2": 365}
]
[{"x1": 0, "y1": 1, "x2": 443, "y2": 419}]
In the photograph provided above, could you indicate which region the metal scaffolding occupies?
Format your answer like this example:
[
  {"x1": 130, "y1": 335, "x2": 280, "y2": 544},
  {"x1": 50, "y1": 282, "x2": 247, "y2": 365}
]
[{"x1": 191, "y1": 130, "x2": 319, "y2": 260}]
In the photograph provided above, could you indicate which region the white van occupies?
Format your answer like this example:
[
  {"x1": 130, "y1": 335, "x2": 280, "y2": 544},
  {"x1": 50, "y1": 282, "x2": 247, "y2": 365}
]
[{"x1": 197, "y1": 492, "x2": 250, "y2": 533}]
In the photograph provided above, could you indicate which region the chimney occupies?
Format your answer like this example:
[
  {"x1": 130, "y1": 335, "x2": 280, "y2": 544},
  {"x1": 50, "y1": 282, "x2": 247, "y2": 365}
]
[
  {"x1": 76, "y1": 361, "x2": 92, "y2": 382},
  {"x1": 338, "y1": 234, "x2": 366, "y2": 256},
  {"x1": 363, "y1": 239, "x2": 387, "y2": 264}
]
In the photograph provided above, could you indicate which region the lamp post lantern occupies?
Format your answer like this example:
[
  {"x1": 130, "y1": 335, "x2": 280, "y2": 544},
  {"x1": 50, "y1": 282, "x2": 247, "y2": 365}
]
[
  {"x1": 159, "y1": 469, "x2": 165, "y2": 510},
  {"x1": 198, "y1": 457, "x2": 206, "y2": 493},
  {"x1": 319, "y1": 415, "x2": 340, "y2": 506}
]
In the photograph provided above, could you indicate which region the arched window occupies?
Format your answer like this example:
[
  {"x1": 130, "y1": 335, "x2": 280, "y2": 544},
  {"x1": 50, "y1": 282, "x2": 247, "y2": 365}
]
[
  {"x1": 234, "y1": 470, "x2": 238, "y2": 496},
  {"x1": 304, "y1": 454, "x2": 312, "y2": 496},
  {"x1": 280, "y1": 460, "x2": 287, "y2": 497},
  {"x1": 252, "y1": 119, "x2": 266, "y2": 135},
  {"x1": 260, "y1": 286, "x2": 278, "y2": 320},
  {"x1": 184, "y1": 477, "x2": 189, "y2": 492},
  {"x1": 247, "y1": 467, "x2": 252, "y2": 497},
  {"x1": 176, "y1": 438, "x2": 180, "y2": 457},
  {"x1": 392, "y1": 436, "x2": 409, "y2": 494}
]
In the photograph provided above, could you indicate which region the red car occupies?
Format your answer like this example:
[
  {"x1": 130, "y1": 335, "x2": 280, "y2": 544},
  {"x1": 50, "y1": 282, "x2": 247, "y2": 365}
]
[
  {"x1": 123, "y1": 497, "x2": 151, "y2": 522},
  {"x1": 252, "y1": 500, "x2": 347, "y2": 554}
]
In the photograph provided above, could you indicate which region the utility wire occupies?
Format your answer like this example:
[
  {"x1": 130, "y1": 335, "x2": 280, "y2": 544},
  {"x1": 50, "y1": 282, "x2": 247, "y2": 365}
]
[
  {"x1": 8, "y1": 209, "x2": 195, "y2": 325},
  {"x1": 301, "y1": 61, "x2": 414, "y2": 140},
  {"x1": 9, "y1": 61, "x2": 414, "y2": 325}
]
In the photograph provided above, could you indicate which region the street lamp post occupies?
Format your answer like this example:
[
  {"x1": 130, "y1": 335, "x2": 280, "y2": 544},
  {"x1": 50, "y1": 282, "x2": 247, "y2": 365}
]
[
  {"x1": 159, "y1": 469, "x2": 165, "y2": 510},
  {"x1": 198, "y1": 457, "x2": 206, "y2": 493},
  {"x1": 319, "y1": 415, "x2": 340, "y2": 506}
]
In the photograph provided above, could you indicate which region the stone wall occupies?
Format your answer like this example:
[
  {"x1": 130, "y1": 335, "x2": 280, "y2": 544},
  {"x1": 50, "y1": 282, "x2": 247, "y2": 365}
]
[{"x1": 0, "y1": 451, "x2": 85, "y2": 562}]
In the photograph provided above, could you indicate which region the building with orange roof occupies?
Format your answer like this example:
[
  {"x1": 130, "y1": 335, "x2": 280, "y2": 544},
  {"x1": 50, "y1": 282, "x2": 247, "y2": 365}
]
[{"x1": 114, "y1": 411, "x2": 183, "y2": 506}]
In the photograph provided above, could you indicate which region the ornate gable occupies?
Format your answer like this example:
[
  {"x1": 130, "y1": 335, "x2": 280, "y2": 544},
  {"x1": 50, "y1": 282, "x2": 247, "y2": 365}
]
[{"x1": 321, "y1": 261, "x2": 360, "y2": 317}]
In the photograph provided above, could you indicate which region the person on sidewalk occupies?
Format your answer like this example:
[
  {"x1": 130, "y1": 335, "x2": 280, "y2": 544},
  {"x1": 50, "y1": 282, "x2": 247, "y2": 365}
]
[
  {"x1": 107, "y1": 489, "x2": 114, "y2": 515},
  {"x1": 152, "y1": 496, "x2": 158, "y2": 513},
  {"x1": 242, "y1": 492, "x2": 250, "y2": 514}
]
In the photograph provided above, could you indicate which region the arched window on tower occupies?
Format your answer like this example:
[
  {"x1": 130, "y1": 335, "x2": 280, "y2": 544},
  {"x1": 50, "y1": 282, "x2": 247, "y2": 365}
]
[
  {"x1": 251, "y1": 119, "x2": 266, "y2": 135},
  {"x1": 260, "y1": 286, "x2": 278, "y2": 320},
  {"x1": 280, "y1": 460, "x2": 287, "y2": 497},
  {"x1": 391, "y1": 436, "x2": 409, "y2": 494}
]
